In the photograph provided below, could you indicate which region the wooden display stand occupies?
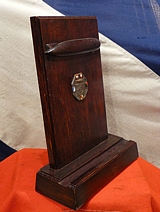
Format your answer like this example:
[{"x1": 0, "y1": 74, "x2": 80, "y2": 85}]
[{"x1": 31, "y1": 16, "x2": 138, "y2": 210}]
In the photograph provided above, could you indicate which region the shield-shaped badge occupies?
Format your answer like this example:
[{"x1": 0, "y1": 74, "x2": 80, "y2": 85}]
[{"x1": 71, "y1": 72, "x2": 88, "y2": 101}]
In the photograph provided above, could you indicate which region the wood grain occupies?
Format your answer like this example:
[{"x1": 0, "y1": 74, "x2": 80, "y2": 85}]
[{"x1": 31, "y1": 16, "x2": 108, "y2": 169}]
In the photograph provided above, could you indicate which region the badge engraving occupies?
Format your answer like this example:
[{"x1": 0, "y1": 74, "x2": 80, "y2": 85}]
[{"x1": 71, "y1": 73, "x2": 88, "y2": 101}]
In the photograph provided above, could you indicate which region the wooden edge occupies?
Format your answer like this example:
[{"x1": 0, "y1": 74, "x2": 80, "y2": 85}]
[{"x1": 36, "y1": 137, "x2": 138, "y2": 210}]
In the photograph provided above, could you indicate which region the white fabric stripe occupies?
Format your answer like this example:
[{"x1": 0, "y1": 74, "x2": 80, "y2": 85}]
[{"x1": 100, "y1": 33, "x2": 160, "y2": 167}]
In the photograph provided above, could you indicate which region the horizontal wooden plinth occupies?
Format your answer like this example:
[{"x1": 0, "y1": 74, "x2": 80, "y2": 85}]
[{"x1": 36, "y1": 134, "x2": 138, "y2": 210}]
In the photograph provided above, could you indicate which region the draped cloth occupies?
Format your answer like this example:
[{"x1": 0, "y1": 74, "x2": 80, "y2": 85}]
[{"x1": 0, "y1": 149, "x2": 160, "y2": 212}]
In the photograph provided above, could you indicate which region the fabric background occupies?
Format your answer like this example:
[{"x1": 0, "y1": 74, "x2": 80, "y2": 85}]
[
  {"x1": 0, "y1": 149, "x2": 160, "y2": 212},
  {"x1": 44, "y1": 0, "x2": 160, "y2": 76},
  {"x1": 0, "y1": 0, "x2": 160, "y2": 167},
  {"x1": 0, "y1": 140, "x2": 16, "y2": 161}
]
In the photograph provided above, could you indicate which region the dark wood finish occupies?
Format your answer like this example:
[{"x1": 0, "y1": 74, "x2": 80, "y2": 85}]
[
  {"x1": 45, "y1": 38, "x2": 100, "y2": 56},
  {"x1": 41, "y1": 134, "x2": 122, "y2": 180},
  {"x1": 36, "y1": 138, "x2": 138, "y2": 210},
  {"x1": 30, "y1": 16, "x2": 139, "y2": 210},
  {"x1": 31, "y1": 16, "x2": 108, "y2": 169}
]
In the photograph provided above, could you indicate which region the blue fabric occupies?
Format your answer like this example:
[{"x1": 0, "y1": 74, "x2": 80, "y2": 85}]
[
  {"x1": 44, "y1": 0, "x2": 160, "y2": 76},
  {"x1": 0, "y1": 140, "x2": 16, "y2": 161}
]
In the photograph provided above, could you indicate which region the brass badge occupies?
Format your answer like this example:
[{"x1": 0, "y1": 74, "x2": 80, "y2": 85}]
[{"x1": 71, "y1": 73, "x2": 88, "y2": 101}]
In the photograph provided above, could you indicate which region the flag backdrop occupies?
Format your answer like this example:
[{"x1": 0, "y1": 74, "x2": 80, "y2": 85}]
[
  {"x1": 44, "y1": 0, "x2": 160, "y2": 76},
  {"x1": 0, "y1": 0, "x2": 160, "y2": 168}
]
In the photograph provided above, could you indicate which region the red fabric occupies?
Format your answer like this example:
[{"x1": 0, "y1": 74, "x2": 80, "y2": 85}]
[{"x1": 0, "y1": 149, "x2": 160, "y2": 212}]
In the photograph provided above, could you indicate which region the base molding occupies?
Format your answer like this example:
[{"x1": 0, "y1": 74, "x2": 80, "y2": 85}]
[{"x1": 36, "y1": 135, "x2": 138, "y2": 210}]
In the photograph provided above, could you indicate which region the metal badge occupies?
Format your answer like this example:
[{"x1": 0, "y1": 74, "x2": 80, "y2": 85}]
[{"x1": 71, "y1": 73, "x2": 88, "y2": 101}]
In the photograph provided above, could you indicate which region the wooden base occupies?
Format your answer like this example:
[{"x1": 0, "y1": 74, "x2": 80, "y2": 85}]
[{"x1": 36, "y1": 134, "x2": 138, "y2": 210}]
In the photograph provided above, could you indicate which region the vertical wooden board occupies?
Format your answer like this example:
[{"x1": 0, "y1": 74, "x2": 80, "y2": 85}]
[
  {"x1": 31, "y1": 16, "x2": 108, "y2": 168},
  {"x1": 31, "y1": 17, "x2": 56, "y2": 166}
]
